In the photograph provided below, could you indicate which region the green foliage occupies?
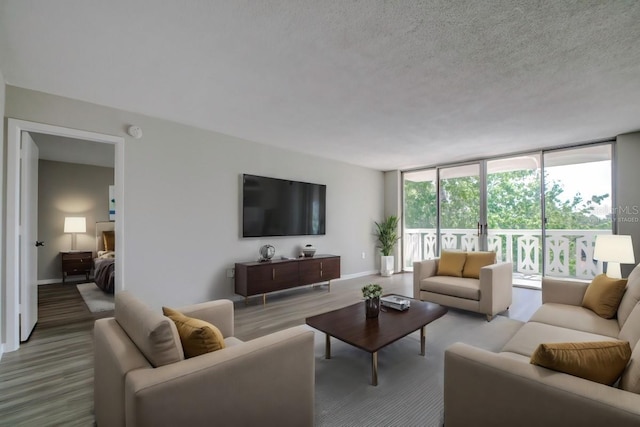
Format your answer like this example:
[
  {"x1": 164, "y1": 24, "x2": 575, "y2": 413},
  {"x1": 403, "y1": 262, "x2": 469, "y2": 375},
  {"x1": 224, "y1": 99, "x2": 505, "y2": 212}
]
[
  {"x1": 404, "y1": 170, "x2": 611, "y2": 231},
  {"x1": 375, "y1": 215, "x2": 400, "y2": 256},
  {"x1": 362, "y1": 283, "x2": 382, "y2": 299}
]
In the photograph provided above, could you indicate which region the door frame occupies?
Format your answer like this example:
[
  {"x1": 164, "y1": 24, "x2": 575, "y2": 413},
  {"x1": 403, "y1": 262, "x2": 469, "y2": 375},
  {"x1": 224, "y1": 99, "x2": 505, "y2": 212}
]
[{"x1": 4, "y1": 119, "x2": 125, "y2": 352}]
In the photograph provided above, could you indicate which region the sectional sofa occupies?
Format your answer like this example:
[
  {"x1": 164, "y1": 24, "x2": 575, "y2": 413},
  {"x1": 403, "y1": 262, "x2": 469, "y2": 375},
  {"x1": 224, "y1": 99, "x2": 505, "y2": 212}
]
[{"x1": 444, "y1": 265, "x2": 640, "y2": 426}]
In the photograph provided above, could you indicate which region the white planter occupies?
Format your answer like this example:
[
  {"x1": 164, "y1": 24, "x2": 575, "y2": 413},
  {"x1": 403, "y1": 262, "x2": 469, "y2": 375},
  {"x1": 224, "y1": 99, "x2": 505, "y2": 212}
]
[{"x1": 381, "y1": 255, "x2": 394, "y2": 277}]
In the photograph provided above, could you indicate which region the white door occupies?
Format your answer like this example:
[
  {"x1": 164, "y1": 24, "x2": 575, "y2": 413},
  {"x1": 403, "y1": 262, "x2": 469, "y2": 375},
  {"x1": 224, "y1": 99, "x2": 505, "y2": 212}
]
[{"x1": 20, "y1": 132, "x2": 39, "y2": 341}]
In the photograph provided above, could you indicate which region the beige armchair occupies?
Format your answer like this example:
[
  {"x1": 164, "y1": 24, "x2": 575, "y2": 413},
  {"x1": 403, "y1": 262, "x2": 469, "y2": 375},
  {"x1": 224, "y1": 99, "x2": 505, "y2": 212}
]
[
  {"x1": 413, "y1": 257, "x2": 513, "y2": 320},
  {"x1": 94, "y1": 291, "x2": 315, "y2": 427}
]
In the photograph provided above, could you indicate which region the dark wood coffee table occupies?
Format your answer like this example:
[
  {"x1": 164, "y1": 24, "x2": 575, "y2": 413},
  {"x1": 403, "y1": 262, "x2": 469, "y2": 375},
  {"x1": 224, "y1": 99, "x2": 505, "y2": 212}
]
[{"x1": 305, "y1": 296, "x2": 447, "y2": 386}]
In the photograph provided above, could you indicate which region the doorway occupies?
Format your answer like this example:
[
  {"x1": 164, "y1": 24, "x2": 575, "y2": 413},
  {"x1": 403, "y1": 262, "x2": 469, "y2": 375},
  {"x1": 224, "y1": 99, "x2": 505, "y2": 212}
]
[{"x1": 4, "y1": 119, "x2": 125, "y2": 352}]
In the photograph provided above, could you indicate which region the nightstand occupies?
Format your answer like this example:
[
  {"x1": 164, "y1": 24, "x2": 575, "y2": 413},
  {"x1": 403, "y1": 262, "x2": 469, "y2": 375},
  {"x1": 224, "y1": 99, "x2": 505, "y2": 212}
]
[{"x1": 60, "y1": 251, "x2": 93, "y2": 284}]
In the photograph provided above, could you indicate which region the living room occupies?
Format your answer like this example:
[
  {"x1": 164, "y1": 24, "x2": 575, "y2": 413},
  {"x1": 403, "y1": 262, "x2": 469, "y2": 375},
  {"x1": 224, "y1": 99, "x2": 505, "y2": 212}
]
[{"x1": 1, "y1": 2, "x2": 640, "y2": 426}]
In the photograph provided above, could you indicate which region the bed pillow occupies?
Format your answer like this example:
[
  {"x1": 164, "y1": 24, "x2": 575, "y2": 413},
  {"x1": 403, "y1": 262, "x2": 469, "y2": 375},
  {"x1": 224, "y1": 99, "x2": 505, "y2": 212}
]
[
  {"x1": 530, "y1": 341, "x2": 632, "y2": 385},
  {"x1": 462, "y1": 251, "x2": 496, "y2": 279},
  {"x1": 163, "y1": 307, "x2": 226, "y2": 358},
  {"x1": 437, "y1": 251, "x2": 467, "y2": 277},
  {"x1": 582, "y1": 274, "x2": 627, "y2": 319},
  {"x1": 102, "y1": 230, "x2": 115, "y2": 251}
]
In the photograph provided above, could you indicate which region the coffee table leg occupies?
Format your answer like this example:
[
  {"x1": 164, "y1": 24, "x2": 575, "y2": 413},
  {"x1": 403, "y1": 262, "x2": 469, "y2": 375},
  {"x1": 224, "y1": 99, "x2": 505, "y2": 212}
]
[
  {"x1": 420, "y1": 326, "x2": 426, "y2": 356},
  {"x1": 325, "y1": 334, "x2": 331, "y2": 359},
  {"x1": 371, "y1": 352, "x2": 378, "y2": 386}
]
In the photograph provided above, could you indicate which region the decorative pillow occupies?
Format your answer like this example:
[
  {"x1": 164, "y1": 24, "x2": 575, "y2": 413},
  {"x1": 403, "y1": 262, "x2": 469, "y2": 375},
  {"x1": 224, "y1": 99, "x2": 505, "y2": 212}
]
[
  {"x1": 437, "y1": 251, "x2": 467, "y2": 277},
  {"x1": 163, "y1": 307, "x2": 226, "y2": 358},
  {"x1": 115, "y1": 291, "x2": 184, "y2": 367},
  {"x1": 582, "y1": 274, "x2": 627, "y2": 319},
  {"x1": 530, "y1": 341, "x2": 632, "y2": 385},
  {"x1": 103, "y1": 230, "x2": 115, "y2": 251},
  {"x1": 462, "y1": 251, "x2": 496, "y2": 279}
]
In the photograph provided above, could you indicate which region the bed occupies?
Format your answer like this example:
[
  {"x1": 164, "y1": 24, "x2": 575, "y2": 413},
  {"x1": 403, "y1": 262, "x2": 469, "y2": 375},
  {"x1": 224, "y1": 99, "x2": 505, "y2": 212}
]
[{"x1": 94, "y1": 221, "x2": 115, "y2": 294}]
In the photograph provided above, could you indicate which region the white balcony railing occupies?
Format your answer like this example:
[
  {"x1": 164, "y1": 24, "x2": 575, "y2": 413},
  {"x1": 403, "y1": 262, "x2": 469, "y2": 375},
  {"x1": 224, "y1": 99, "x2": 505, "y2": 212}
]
[{"x1": 404, "y1": 228, "x2": 610, "y2": 282}]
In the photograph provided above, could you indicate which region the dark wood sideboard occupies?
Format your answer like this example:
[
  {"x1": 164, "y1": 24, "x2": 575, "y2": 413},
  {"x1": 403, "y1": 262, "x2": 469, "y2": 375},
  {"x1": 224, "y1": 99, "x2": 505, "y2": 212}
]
[{"x1": 235, "y1": 254, "x2": 340, "y2": 304}]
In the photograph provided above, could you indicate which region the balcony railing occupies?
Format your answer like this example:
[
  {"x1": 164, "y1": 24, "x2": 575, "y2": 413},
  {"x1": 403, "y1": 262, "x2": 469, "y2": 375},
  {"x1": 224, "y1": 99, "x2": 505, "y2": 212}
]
[{"x1": 404, "y1": 228, "x2": 610, "y2": 284}]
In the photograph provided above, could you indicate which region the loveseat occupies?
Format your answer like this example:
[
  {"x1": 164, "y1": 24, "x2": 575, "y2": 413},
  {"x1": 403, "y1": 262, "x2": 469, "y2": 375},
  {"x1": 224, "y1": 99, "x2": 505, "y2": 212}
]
[
  {"x1": 94, "y1": 291, "x2": 315, "y2": 427},
  {"x1": 413, "y1": 251, "x2": 513, "y2": 321},
  {"x1": 444, "y1": 265, "x2": 640, "y2": 426}
]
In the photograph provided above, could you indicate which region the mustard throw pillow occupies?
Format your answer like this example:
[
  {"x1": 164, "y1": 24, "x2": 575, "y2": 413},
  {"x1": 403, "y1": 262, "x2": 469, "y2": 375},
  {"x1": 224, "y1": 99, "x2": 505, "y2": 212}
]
[
  {"x1": 437, "y1": 251, "x2": 467, "y2": 277},
  {"x1": 162, "y1": 307, "x2": 226, "y2": 358},
  {"x1": 530, "y1": 341, "x2": 632, "y2": 385},
  {"x1": 462, "y1": 251, "x2": 496, "y2": 279},
  {"x1": 582, "y1": 274, "x2": 627, "y2": 319}
]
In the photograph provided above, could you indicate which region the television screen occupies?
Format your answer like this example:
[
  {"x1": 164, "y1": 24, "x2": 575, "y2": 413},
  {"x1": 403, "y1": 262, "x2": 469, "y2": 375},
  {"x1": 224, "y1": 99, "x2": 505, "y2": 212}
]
[{"x1": 242, "y1": 174, "x2": 326, "y2": 237}]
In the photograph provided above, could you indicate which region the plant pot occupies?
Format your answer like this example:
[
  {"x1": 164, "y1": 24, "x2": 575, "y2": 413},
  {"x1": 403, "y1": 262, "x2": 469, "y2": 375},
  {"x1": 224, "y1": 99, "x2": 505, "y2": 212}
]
[
  {"x1": 381, "y1": 255, "x2": 394, "y2": 277},
  {"x1": 365, "y1": 297, "x2": 380, "y2": 318}
]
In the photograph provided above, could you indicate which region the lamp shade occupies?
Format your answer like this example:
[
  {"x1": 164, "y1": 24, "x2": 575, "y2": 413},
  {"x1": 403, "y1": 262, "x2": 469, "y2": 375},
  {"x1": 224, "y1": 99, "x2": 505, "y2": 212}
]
[
  {"x1": 593, "y1": 235, "x2": 635, "y2": 264},
  {"x1": 64, "y1": 217, "x2": 86, "y2": 233}
]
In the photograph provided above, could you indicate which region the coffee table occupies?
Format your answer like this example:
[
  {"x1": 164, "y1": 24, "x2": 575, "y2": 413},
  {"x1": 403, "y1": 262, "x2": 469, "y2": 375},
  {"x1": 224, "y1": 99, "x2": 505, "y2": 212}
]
[{"x1": 305, "y1": 296, "x2": 447, "y2": 386}]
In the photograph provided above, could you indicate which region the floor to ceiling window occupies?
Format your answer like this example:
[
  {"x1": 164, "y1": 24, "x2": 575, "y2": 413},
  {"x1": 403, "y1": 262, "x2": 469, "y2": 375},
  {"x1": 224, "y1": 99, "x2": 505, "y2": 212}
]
[{"x1": 402, "y1": 142, "x2": 614, "y2": 287}]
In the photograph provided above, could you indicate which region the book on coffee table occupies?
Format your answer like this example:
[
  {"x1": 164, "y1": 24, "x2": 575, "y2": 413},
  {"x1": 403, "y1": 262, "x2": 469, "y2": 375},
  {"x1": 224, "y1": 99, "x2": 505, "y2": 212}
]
[{"x1": 380, "y1": 295, "x2": 411, "y2": 311}]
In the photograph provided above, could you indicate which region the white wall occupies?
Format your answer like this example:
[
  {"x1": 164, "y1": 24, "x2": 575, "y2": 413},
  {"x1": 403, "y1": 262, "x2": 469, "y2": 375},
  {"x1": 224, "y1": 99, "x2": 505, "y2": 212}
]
[
  {"x1": 616, "y1": 132, "x2": 640, "y2": 278},
  {"x1": 5, "y1": 86, "x2": 383, "y2": 309},
  {"x1": 384, "y1": 170, "x2": 402, "y2": 273}
]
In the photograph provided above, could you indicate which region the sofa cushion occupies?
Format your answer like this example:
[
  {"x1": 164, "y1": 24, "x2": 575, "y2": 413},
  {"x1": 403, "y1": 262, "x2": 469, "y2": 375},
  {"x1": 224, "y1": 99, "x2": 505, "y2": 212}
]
[
  {"x1": 501, "y1": 321, "x2": 620, "y2": 358},
  {"x1": 618, "y1": 263, "x2": 640, "y2": 328},
  {"x1": 462, "y1": 251, "x2": 496, "y2": 279},
  {"x1": 115, "y1": 291, "x2": 184, "y2": 367},
  {"x1": 437, "y1": 251, "x2": 467, "y2": 277},
  {"x1": 582, "y1": 274, "x2": 627, "y2": 319},
  {"x1": 529, "y1": 303, "x2": 620, "y2": 338},
  {"x1": 530, "y1": 341, "x2": 632, "y2": 385},
  {"x1": 619, "y1": 340, "x2": 640, "y2": 394},
  {"x1": 163, "y1": 306, "x2": 226, "y2": 358},
  {"x1": 420, "y1": 276, "x2": 480, "y2": 301}
]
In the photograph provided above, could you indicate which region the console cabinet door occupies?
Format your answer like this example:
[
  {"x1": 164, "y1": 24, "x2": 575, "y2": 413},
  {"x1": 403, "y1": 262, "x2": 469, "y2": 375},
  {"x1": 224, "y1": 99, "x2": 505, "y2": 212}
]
[
  {"x1": 321, "y1": 257, "x2": 340, "y2": 281},
  {"x1": 299, "y1": 259, "x2": 323, "y2": 285},
  {"x1": 246, "y1": 262, "x2": 299, "y2": 295}
]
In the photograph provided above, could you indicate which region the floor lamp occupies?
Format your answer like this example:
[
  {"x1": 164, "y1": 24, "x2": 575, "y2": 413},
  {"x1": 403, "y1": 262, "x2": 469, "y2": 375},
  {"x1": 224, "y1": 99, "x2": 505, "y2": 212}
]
[
  {"x1": 64, "y1": 217, "x2": 86, "y2": 251},
  {"x1": 593, "y1": 235, "x2": 635, "y2": 279}
]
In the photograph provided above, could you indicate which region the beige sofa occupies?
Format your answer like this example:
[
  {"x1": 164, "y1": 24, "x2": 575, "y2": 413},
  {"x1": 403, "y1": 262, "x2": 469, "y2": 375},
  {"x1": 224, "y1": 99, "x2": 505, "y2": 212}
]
[
  {"x1": 413, "y1": 257, "x2": 513, "y2": 321},
  {"x1": 444, "y1": 265, "x2": 640, "y2": 426},
  {"x1": 94, "y1": 291, "x2": 315, "y2": 427}
]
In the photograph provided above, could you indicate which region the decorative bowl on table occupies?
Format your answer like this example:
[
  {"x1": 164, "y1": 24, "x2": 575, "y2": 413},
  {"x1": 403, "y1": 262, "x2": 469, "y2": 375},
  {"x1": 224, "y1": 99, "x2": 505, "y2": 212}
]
[{"x1": 302, "y1": 245, "x2": 316, "y2": 257}]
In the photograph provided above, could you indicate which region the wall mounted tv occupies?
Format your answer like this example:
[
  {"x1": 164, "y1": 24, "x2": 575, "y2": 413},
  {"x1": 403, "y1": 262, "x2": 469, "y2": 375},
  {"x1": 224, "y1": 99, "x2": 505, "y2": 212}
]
[{"x1": 242, "y1": 174, "x2": 326, "y2": 237}]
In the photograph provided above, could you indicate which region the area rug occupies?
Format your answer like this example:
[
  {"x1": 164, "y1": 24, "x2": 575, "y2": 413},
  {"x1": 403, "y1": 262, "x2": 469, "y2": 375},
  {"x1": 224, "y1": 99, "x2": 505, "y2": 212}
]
[
  {"x1": 76, "y1": 282, "x2": 114, "y2": 312},
  {"x1": 312, "y1": 309, "x2": 523, "y2": 427}
]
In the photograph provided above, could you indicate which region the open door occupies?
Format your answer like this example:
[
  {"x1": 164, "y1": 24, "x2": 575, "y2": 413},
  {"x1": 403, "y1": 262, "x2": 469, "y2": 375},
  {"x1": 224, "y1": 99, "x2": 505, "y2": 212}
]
[{"x1": 20, "y1": 132, "x2": 39, "y2": 341}]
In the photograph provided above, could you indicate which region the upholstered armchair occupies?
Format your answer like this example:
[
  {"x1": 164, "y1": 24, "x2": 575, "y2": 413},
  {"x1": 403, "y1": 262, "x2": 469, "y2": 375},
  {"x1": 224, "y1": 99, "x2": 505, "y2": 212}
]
[
  {"x1": 94, "y1": 291, "x2": 315, "y2": 427},
  {"x1": 413, "y1": 252, "x2": 513, "y2": 321}
]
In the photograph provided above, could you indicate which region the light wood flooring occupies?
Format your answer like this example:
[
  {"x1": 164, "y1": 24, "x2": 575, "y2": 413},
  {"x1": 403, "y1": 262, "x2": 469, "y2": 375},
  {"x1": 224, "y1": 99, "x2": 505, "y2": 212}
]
[{"x1": 0, "y1": 274, "x2": 541, "y2": 425}]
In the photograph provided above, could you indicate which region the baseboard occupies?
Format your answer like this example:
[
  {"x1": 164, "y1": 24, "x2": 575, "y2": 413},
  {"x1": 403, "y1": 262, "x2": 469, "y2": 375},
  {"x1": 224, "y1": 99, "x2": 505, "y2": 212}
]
[
  {"x1": 336, "y1": 270, "x2": 379, "y2": 280},
  {"x1": 38, "y1": 279, "x2": 62, "y2": 285},
  {"x1": 0, "y1": 343, "x2": 4, "y2": 361}
]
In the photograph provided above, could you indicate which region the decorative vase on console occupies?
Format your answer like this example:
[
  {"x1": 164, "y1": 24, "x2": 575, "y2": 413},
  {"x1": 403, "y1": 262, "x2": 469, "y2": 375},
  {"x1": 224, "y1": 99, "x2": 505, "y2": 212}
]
[{"x1": 362, "y1": 283, "x2": 382, "y2": 318}]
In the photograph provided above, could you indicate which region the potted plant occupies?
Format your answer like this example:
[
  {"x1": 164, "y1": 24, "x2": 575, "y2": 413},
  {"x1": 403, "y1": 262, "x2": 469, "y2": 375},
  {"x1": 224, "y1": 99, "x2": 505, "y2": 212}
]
[
  {"x1": 362, "y1": 283, "x2": 383, "y2": 318},
  {"x1": 375, "y1": 215, "x2": 400, "y2": 277}
]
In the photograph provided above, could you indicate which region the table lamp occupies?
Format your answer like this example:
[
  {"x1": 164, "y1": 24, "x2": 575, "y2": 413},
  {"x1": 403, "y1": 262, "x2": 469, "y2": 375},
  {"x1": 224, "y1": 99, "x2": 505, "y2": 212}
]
[
  {"x1": 593, "y1": 235, "x2": 635, "y2": 279},
  {"x1": 64, "y1": 217, "x2": 86, "y2": 250}
]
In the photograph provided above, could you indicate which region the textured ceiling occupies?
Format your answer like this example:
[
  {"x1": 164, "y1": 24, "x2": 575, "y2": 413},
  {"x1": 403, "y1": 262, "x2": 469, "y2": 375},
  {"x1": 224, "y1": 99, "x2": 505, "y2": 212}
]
[{"x1": 1, "y1": 1, "x2": 639, "y2": 171}]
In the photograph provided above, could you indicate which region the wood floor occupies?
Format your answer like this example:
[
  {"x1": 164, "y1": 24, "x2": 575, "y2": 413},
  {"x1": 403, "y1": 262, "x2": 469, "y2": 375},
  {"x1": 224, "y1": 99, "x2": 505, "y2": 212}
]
[{"x1": 0, "y1": 274, "x2": 541, "y2": 425}]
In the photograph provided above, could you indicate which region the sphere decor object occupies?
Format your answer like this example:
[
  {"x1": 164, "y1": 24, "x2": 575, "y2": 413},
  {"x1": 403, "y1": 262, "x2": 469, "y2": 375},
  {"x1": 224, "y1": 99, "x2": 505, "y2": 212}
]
[{"x1": 259, "y1": 244, "x2": 275, "y2": 261}]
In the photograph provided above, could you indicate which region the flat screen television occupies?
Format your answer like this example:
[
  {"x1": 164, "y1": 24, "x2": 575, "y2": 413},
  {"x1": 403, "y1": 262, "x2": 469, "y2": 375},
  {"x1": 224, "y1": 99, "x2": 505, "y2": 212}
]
[{"x1": 242, "y1": 174, "x2": 326, "y2": 237}]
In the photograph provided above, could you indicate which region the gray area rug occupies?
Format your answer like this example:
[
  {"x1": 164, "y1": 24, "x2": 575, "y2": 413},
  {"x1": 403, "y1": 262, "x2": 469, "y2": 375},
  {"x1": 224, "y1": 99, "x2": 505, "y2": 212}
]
[
  {"x1": 312, "y1": 309, "x2": 523, "y2": 427},
  {"x1": 76, "y1": 282, "x2": 114, "y2": 312}
]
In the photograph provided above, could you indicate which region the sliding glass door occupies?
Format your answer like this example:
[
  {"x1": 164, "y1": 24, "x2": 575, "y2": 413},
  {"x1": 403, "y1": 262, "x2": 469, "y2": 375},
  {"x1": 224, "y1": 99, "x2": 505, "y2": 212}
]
[
  {"x1": 402, "y1": 143, "x2": 614, "y2": 285},
  {"x1": 543, "y1": 145, "x2": 612, "y2": 279},
  {"x1": 439, "y1": 164, "x2": 482, "y2": 252}
]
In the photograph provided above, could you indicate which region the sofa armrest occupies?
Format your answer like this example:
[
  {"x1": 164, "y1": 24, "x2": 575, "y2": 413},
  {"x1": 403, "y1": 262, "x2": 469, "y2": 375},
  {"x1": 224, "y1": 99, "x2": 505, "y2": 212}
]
[
  {"x1": 478, "y1": 262, "x2": 513, "y2": 317},
  {"x1": 542, "y1": 277, "x2": 589, "y2": 306},
  {"x1": 177, "y1": 299, "x2": 234, "y2": 338},
  {"x1": 125, "y1": 325, "x2": 314, "y2": 427},
  {"x1": 444, "y1": 343, "x2": 640, "y2": 427},
  {"x1": 413, "y1": 258, "x2": 439, "y2": 299}
]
